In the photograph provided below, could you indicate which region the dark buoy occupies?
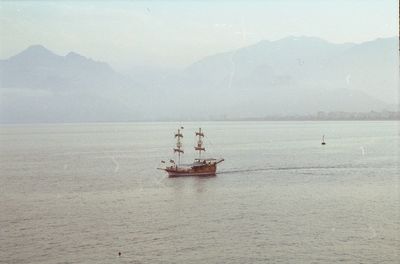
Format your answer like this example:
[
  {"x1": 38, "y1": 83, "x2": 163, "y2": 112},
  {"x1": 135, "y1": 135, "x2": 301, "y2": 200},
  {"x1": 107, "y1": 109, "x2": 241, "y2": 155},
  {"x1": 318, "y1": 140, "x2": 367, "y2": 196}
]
[
  {"x1": 321, "y1": 135, "x2": 326, "y2": 145},
  {"x1": 118, "y1": 252, "x2": 121, "y2": 257}
]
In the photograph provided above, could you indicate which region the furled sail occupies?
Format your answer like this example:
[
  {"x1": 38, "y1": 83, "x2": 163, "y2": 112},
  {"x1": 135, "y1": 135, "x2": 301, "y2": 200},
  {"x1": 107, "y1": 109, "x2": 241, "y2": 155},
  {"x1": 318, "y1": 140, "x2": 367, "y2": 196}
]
[
  {"x1": 195, "y1": 128, "x2": 206, "y2": 156},
  {"x1": 174, "y1": 128, "x2": 184, "y2": 164}
]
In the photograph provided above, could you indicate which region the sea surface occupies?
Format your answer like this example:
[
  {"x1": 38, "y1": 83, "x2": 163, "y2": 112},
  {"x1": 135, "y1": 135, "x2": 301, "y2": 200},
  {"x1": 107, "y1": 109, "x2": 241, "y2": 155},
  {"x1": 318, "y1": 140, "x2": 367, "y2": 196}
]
[{"x1": 0, "y1": 121, "x2": 399, "y2": 263}]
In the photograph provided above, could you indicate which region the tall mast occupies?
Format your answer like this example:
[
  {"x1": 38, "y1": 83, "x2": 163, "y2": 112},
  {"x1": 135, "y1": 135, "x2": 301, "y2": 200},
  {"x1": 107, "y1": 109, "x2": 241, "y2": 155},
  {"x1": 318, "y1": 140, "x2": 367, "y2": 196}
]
[
  {"x1": 195, "y1": 128, "x2": 205, "y2": 159},
  {"x1": 174, "y1": 128, "x2": 184, "y2": 165}
]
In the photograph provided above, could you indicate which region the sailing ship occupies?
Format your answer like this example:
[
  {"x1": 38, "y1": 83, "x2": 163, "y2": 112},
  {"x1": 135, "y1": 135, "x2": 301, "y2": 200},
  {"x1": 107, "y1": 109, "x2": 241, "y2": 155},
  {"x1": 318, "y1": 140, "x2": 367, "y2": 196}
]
[{"x1": 159, "y1": 128, "x2": 224, "y2": 177}]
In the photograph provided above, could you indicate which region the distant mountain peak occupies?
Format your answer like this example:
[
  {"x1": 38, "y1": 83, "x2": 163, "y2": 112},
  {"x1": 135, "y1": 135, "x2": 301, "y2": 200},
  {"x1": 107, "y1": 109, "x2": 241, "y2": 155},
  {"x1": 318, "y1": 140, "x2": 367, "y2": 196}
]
[
  {"x1": 4, "y1": 45, "x2": 114, "y2": 71},
  {"x1": 276, "y1": 35, "x2": 329, "y2": 43},
  {"x1": 10, "y1": 44, "x2": 58, "y2": 61},
  {"x1": 22, "y1": 44, "x2": 54, "y2": 55},
  {"x1": 66, "y1": 51, "x2": 86, "y2": 60}
]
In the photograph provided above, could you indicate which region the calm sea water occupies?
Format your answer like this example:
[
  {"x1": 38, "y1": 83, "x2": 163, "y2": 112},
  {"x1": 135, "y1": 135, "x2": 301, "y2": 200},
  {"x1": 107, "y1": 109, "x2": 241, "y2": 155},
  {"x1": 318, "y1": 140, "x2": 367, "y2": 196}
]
[{"x1": 0, "y1": 121, "x2": 399, "y2": 263}]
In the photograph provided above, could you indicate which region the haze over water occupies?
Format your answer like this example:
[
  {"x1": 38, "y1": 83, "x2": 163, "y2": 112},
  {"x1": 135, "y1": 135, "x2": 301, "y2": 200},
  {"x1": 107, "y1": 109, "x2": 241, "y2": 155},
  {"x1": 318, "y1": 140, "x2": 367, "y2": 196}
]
[{"x1": 0, "y1": 121, "x2": 398, "y2": 263}]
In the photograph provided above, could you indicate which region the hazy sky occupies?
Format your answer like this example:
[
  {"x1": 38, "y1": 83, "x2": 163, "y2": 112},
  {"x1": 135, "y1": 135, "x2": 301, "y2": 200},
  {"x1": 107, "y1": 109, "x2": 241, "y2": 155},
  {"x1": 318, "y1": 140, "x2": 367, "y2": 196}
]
[{"x1": 0, "y1": 0, "x2": 397, "y2": 70}]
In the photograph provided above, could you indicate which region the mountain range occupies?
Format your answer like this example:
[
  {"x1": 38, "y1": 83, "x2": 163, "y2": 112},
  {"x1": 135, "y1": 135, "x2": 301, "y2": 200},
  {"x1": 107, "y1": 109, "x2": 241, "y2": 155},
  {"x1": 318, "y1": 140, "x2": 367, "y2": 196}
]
[{"x1": 0, "y1": 36, "x2": 397, "y2": 123}]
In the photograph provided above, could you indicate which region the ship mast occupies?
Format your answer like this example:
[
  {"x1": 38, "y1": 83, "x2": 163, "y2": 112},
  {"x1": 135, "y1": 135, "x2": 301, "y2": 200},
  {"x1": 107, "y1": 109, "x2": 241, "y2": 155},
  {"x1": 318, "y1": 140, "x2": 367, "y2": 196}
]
[
  {"x1": 195, "y1": 128, "x2": 205, "y2": 159},
  {"x1": 174, "y1": 128, "x2": 184, "y2": 165}
]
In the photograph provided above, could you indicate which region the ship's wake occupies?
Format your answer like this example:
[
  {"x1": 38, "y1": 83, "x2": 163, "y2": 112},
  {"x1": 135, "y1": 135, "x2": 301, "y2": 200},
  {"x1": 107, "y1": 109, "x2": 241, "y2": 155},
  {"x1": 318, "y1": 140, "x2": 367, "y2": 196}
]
[{"x1": 219, "y1": 165, "x2": 354, "y2": 174}]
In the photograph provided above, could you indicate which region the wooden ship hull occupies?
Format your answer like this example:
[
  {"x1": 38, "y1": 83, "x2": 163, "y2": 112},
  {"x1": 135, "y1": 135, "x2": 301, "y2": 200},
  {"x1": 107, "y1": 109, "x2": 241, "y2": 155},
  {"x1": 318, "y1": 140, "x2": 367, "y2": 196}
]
[
  {"x1": 165, "y1": 165, "x2": 216, "y2": 177},
  {"x1": 164, "y1": 159, "x2": 223, "y2": 177}
]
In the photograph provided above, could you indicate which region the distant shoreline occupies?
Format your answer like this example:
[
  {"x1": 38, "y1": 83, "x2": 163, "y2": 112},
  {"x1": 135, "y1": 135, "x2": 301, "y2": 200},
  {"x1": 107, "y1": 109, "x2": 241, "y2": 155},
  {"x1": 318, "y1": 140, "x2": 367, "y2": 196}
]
[
  {"x1": 0, "y1": 120, "x2": 398, "y2": 125},
  {"x1": 1, "y1": 114, "x2": 399, "y2": 125}
]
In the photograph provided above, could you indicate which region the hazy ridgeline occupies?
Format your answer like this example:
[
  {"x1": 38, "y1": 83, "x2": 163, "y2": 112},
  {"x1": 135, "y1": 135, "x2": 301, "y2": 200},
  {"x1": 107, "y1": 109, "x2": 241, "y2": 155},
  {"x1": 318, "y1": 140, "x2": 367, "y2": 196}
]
[{"x1": 0, "y1": 36, "x2": 397, "y2": 123}]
